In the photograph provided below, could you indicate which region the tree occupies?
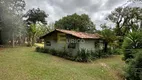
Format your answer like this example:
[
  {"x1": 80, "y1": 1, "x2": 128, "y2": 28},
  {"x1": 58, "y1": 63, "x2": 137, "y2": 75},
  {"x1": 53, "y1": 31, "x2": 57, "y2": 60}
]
[
  {"x1": 107, "y1": 7, "x2": 142, "y2": 36},
  {"x1": 107, "y1": 7, "x2": 142, "y2": 48},
  {"x1": 101, "y1": 27, "x2": 118, "y2": 53},
  {"x1": 55, "y1": 13, "x2": 96, "y2": 33},
  {"x1": 0, "y1": 0, "x2": 26, "y2": 47},
  {"x1": 24, "y1": 8, "x2": 48, "y2": 46}
]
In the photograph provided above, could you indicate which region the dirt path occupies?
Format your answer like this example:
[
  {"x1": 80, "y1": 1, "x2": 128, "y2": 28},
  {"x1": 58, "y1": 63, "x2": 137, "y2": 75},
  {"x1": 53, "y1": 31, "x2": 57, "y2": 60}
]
[{"x1": 100, "y1": 62, "x2": 124, "y2": 80}]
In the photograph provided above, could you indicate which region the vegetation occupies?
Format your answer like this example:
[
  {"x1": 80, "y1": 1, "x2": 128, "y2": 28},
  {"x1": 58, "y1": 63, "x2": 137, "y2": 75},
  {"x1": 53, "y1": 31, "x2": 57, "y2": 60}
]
[
  {"x1": 55, "y1": 13, "x2": 96, "y2": 33},
  {"x1": 36, "y1": 47, "x2": 114, "y2": 62},
  {"x1": 0, "y1": 47, "x2": 125, "y2": 80},
  {"x1": 24, "y1": 8, "x2": 48, "y2": 46},
  {"x1": 100, "y1": 25, "x2": 119, "y2": 53},
  {"x1": 0, "y1": 0, "x2": 26, "y2": 47},
  {"x1": 125, "y1": 50, "x2": 142, "y2": 80},
  {"x1": 107, "y1": 7, "x2": 142, "y2": 37}
]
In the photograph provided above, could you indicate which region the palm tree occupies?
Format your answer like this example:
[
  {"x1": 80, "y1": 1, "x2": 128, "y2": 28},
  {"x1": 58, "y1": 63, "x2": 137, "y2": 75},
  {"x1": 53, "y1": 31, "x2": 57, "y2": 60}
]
[
  {"x1": 122, "y1": 31, "x2": 142, "y2": 49},
  {"x1": 101, "y1": 28, "x2": 118, "y2": 52}
]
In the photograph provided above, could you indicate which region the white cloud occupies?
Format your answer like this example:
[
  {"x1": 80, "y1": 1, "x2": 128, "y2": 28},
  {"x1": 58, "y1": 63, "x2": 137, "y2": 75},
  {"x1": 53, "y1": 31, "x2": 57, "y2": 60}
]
[{"x1": 25, "y1": 0, "x2": 141, "y2": 29}]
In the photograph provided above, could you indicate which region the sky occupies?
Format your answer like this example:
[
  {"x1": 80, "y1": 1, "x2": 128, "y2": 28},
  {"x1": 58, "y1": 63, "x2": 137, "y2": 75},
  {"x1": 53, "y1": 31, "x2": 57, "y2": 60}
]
[{"x1": 24, "y1": 0, "x2": 142, "y2": 29}]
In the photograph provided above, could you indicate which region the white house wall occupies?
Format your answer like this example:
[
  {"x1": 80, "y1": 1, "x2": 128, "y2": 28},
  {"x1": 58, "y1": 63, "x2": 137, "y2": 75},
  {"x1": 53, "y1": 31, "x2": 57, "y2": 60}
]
[
  {"x1": 44, "y1": 40, "x2": 66, "y2": 51},
  {"x1": 79, "y1": 40, "x2": 95, "y2": 51}
]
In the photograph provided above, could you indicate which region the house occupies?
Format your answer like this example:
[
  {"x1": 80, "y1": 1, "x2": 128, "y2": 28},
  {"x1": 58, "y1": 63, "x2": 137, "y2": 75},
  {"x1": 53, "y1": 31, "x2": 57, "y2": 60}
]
[{"x1": 40, "y1": 29, "x2": 104, "y2": 56}]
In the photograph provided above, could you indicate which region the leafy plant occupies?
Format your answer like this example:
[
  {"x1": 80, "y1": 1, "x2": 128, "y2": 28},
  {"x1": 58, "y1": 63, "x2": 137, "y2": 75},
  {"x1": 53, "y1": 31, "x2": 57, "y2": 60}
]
[
  {"x1": 122, "y1": 31, "x2": 142, "y2": 62},
  {"x1": 36, "y1": 47, "x2": 45, "y2": 53},
  {"x1": 125, "y1": 50, "x2": 142, "y2": 80},
  {"x1": 75, "y1": 49, "x2": 92, "y2": 62}
]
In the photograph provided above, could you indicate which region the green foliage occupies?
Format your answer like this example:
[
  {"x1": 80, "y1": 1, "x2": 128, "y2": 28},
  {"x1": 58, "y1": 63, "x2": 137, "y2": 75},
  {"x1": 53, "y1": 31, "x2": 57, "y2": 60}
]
[
  {"x1": 36, "y1": 47, "x2": 45, "y2": 53},
  {"x1": 122, "y1": 49, "x2": 137, "y2": 63},
  {"x1": 24, "y1": 8, "x2": 48, "y2": 24},
  {"x1": 55, "y1": 13, "x2": 96, "y2": 33},
  {"x1": 122, "y1": 31, "x2": 142, "y2": 79},
  {"x1": 122, "y1": 31, "x2": 142, "y2": 49},
  {"x1": 75, "y1": 49, "x2": 92, "y2": 62},
  {"x1": 0, "y1": 0, "x2": 26, "y2": 45},
  {"x1": 100, "y1": 26, "x2": 119, "y2": 53},
  {"x1": 24, "y1": 8, "x2": 48, "y2": 46},
  {"x1": 107, "y1": 7, "x2": 142, "y2": 36},
  {"x1": 122, "y1": 31, "x2": 142, "y2": 62},
  {"x1": 111, "y1": 48, "x2": 123, "y2": 55},
  {"x1": 36, "y1": 47, "x2": 114, "y2": 62},
  {"x1": 125, "y1": 50, "x2": 142, "y2": 80}
]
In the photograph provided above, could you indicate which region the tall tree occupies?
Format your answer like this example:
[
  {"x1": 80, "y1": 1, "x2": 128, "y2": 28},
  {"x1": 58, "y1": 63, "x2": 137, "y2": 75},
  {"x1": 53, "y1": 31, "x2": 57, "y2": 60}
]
[
  {"x1": 0, "y1": 0, "x2": 26, "y2": 47},
  {"x1": 107, "y1": 7, "x2": 142, "y2": 36},
  {"x1": 107, "y1": 7, "x2": 142, "y2": 47},
  {"x1": 55, "y1": 13, "x2": 96, "y2": 33},
  {"x1": 24, "y1": 8, "x2": 48, "y2": 46}
]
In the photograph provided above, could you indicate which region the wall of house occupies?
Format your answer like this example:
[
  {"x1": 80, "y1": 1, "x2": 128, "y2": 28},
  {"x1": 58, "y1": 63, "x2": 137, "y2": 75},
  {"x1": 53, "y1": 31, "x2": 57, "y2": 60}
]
[
  {"x1": 44, "y1": 32, "x2": 66, "y2": 51},
  {"x1": 44, "y1": 32, "x2": 79, "y2": 56},
  {"x1": 66, "y1": 35, "x2": 79, "y2": 56},
  {"x1": 79, "y1": 39, "x2": 95, "y2": 51}
]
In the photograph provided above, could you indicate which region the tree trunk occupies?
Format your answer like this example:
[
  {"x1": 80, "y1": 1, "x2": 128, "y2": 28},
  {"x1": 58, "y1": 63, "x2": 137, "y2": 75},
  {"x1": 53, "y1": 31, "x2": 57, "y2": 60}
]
[
  {"x1": 104, "y1": 42, "x2": 108, "y2": 53},
  {"x1": 32, "y1": 33, "x2": 36, "y2": 46},
  {"x1": 12, "y1": 33, "x2": 15, "y2": 47},
  {"x1": 27, "y1": 35, "x2": 32, "y2": 47}
]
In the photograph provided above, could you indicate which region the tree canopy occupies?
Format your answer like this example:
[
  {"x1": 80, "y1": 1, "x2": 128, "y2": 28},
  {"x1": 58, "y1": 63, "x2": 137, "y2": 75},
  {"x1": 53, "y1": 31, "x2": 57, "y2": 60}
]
[
  {"x1": 55, "y1": 13, "x2": 96, "y2": 33},
  {"x1": 107, "y1": 7, "x2": 142, "y2": 36},
  {"x1": 24, "y1": 8, "x2": 48, "y2": 25}
]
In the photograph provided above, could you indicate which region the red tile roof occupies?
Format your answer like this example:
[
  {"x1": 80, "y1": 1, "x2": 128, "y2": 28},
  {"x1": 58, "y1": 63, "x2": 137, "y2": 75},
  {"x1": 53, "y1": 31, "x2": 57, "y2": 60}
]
[{"x1": 41, "y1": 29, "x2": 102, "y2": 39}]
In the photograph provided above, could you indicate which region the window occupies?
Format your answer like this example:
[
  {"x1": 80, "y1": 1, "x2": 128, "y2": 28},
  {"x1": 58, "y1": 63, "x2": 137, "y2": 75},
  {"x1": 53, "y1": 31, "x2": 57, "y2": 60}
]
[
  {"x1": 46, "y1": 41, "x2": 51, "y2": 46},
  {"x1": 68, "y1": 43, "x2": 76, "y2": 49}
]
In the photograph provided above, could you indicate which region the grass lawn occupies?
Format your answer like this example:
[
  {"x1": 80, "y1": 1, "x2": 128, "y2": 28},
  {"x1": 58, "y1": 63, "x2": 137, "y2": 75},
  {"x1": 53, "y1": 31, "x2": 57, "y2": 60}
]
[{"x1": 0, "y1": 47, "x2": 125, "y2": 80}]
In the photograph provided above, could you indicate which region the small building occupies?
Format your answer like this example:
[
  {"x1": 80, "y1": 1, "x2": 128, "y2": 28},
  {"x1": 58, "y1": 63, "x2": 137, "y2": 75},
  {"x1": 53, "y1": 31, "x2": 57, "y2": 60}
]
[{"x1": 41, "y1": 29, "x2": 104, "y2": 56}]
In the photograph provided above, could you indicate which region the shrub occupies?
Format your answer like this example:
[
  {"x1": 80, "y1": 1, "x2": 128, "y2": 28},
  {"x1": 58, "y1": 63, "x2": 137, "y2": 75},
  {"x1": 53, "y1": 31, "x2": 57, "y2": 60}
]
[
  {"x1": 43, "y1": 48, "x2": 50, "y2": 53},
  {"x1": 50, "y1": 49, "x2": 57, "y2": 55},
  {"x1": 112, "y1": 48, "x2": 123, "y2": 55},
  {"x1": 36, "y1": 47, "x2": 44, "y2": 52},
  {"x1": 90, "y1": 50, "x2": 99, "y2": 59},
  {"x1": 36, "y1": 47, "x2": 41, "y2": 52},
  {"x1": 75, "y1": 49, "x2": 92, "y2": 62},
  {"x1": 122, "y1": 49, "x2": 138, "y2": 63},
  {"x1": 35, "y1": 47, "x2": 111, "y2": 62},
  {"x1": 125, "y1": 50, "x2": 142, "y2": 80}
]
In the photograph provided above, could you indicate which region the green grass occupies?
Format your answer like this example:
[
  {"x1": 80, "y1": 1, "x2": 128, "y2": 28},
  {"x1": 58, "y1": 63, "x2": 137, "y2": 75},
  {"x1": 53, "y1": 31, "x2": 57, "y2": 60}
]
[{"x1": 0, "y1": 47, "x2": 125, "y2": 80}]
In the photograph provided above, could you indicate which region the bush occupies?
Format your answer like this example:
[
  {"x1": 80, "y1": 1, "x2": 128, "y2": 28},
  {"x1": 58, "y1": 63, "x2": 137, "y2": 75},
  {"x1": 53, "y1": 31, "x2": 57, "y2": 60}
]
[
  {"x1": 122, "y1": 49, "x2": 138, "y2": 63},
  {"x1": 36, "y1": 47, "x2": 44, "y2": 52},
  {"x1": 35, "y1": 47, "x2": 112, "y2": 62},
  {"x1": 112, "y1": 49, "x2": 123, "y2": 55},
  {"x1": 43, "y1": 48, "x2": 50, "y2": 53},
  {"x1": 125, "y1": 50, "x2": 142, "y2": 80},
  {"x1": 36, "y1": 47, "x2": 41, "y2": 52},
  {"x1": 75, "y1": 49, "x2": 92, "y2": 62}
]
